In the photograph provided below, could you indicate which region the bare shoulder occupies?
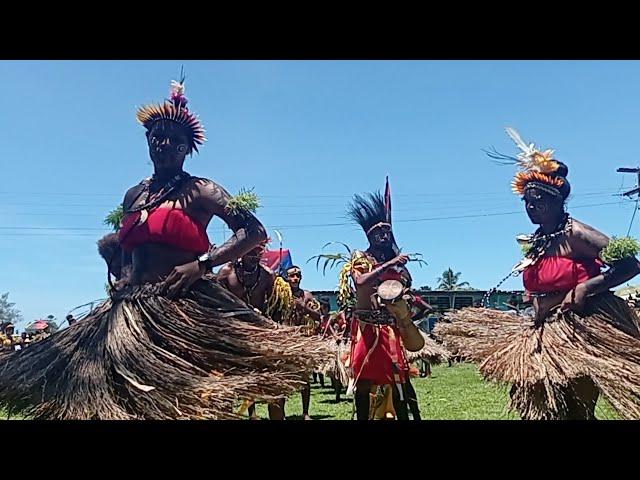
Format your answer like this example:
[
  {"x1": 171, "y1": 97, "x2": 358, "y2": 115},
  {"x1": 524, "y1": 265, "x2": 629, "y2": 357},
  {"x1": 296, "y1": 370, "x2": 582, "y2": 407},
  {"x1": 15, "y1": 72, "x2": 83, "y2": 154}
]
[
  {"x1": 261, "y1": 264, "x2": 276, "y2": 278},
  {"x1": 571, "y1": 219, "x2": 609, "y2": 244},
  {"x1": 569, "y1": 218, "x2": 609, "y2": 255},
  {"x1": 189, "y1": 177, "x2": 229, "y2": 199},
  {"x1": 217, "y1": 262, "x2": 234, "y2": 278},
  {"x1": 122, "y1": 180, "x2": 149, "y2": 210},
  {"x1": 185, "y1": 177, "x2": 233, "y2": 215}
]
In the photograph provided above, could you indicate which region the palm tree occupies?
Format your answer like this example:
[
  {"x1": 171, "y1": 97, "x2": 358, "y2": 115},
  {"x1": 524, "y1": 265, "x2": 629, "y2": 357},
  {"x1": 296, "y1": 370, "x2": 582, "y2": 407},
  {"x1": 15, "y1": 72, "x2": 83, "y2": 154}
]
[{"x1": 436, "y1": 268, "x2": 470, "y2": 291}]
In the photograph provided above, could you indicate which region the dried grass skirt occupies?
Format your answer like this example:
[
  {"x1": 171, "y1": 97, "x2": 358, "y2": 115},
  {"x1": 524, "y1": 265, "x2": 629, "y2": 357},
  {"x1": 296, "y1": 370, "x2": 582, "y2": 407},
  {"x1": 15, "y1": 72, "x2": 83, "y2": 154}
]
[
  {"x1": 434, "y1": 292, "x2": 640, "y2": 419},
  {"x1": 0, "y1": 279, "x2": 331, "y2": 419}
]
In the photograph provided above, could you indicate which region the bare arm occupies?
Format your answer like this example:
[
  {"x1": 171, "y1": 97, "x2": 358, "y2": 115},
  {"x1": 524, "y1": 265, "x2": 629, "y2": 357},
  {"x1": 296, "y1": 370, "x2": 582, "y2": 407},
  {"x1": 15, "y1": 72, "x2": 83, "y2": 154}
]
[
  {"x1": 352, "y1": 254, "x2": 409, "y2": 287},
  {"x1": 411, "y1": 296, "x2": 434, "y2": 321},
  {"x1": 572, "y1": 221, "x2": 640, "y2": 296},
  {"x1": 388, "y1": 299, "x2": 425, "y2": 351},
  {"x1": 117, "y1": 185, "x2": 146, "y2": 286},
  {"x1": 294, "y1": 291, "x2": 322, "y2": 322}
]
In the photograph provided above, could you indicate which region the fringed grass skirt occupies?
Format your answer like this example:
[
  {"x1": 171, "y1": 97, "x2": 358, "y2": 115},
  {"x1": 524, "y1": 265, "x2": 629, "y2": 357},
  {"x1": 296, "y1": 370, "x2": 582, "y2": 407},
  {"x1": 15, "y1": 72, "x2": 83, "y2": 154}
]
[
  {"x1": 405, "y1": 332, "x2": 452, "y2": 365},
  {"x1": 321, "y1": 342, "x2": 351, "y2": 387},
  {"x1": 0, "y1": 279, "x2": 331, "y2": 419},
  {"x1": 434, "y1": 292, "x2": 640, "y2": 420}
]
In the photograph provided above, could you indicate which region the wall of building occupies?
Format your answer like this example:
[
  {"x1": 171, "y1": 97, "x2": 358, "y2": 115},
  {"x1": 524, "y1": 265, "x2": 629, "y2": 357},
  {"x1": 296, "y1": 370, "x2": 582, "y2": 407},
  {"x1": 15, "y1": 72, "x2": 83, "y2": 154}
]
[{"x1": 311, "y1": 290, "x2": 524, "y2": 312}]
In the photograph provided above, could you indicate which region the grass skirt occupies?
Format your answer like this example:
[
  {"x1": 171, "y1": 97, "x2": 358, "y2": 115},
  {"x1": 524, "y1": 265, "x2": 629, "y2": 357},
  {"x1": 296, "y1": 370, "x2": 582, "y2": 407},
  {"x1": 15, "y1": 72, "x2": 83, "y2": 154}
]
[
  {"x1": 434, "y1": 292, "x2": 640, "y2": 419},
  {"x1": 0, "y1": 279, "x2": 331, "y2": 419}
]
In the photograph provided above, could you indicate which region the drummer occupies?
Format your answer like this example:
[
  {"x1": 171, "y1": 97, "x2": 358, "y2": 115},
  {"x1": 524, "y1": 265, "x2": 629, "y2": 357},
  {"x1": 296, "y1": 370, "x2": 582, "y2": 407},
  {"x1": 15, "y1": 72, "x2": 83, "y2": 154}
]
[{"x1": 344, "y1": 187, "x2": 424, "y2": 420}]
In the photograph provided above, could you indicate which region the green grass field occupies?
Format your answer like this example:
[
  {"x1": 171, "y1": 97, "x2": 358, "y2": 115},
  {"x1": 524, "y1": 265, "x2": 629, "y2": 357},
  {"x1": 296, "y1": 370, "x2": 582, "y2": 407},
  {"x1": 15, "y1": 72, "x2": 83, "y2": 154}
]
[
  {"x1": 1, "y1": 363, "x2": 621, "y2": 420},
  {"x1": 253, "y1": 363, "x2": 621, "y2": 420}
]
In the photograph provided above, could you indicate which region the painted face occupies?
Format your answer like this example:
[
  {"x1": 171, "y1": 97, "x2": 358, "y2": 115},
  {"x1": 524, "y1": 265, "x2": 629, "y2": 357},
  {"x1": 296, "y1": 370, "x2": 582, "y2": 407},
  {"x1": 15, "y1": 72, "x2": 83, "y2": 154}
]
[
  {"x1": 368, "y1": 224, "x2": 393, "y2": 249},
  {"x1": 147, "y1": 120, "x2": 190, "y2": 171},
  {"x1": 243, "y1": 245, "x2": 265, "y2": 268},
  {"x1": 287, "y1": 268, "x2": 302, "y2": 288},
  {"x1": 523, "y1": 187, "x2": 562, "y2": 225}
]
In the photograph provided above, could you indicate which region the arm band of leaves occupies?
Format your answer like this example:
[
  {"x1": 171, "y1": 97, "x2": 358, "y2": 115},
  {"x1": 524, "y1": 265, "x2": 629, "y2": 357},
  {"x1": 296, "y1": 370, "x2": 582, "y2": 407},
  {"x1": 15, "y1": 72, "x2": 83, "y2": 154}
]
[
  {"x1": 225, "y1": 188, "x2": 260, "y2": 217},
  {"x1": 599, "y1": 236, "x2": 640, "y2": 264}
]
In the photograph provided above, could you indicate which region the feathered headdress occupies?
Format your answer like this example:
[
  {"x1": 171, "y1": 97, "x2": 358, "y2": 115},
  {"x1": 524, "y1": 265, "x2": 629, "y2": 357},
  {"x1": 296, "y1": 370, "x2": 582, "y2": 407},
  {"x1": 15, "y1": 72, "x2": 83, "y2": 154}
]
[
  {"x1": 136, "y1": 71, "x2": 206, "y2": 153},
  {"x1": 347, "y1": 179, "x2": 399, "y2": 254},
  {"x1": 347, "y1": 191, "x2": 389, "y2": 235},
  {"x1": 485, "y1": 127, "x2": 567, "y2": 198}
]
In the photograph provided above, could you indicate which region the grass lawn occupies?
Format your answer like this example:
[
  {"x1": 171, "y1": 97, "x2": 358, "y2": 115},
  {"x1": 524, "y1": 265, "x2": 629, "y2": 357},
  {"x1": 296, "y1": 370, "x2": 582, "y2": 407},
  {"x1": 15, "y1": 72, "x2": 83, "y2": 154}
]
[
  {"x1": 1, "y1": 363, "x2": 621, "y2": 420},
  {"x1": 253, "y1": 363, "x2": 620, "y2": 420}
]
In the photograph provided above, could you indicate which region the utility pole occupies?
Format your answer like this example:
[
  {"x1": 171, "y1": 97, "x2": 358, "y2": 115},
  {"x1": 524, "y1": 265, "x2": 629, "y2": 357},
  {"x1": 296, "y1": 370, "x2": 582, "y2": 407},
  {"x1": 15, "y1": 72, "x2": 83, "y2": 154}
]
[
  {"x1": 617, "y1": 167, "x2": 640, "y2": 198},
  {"x1": 617, "y1": 167, "x2": 640, "y2": 235}
]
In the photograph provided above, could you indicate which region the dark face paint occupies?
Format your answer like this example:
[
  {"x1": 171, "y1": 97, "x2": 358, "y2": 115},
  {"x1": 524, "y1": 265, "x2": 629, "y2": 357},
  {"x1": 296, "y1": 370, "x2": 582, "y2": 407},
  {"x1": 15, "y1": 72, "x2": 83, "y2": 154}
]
[
  {"x1": 147, "y1": 121, "x2": 190, "y2": 172},
  {"x1": 367, "y1": 225, "x2": 392, "y2": 249},
  {"x1": 523, "y1": 188, "x2": 563, "y2": 225}
]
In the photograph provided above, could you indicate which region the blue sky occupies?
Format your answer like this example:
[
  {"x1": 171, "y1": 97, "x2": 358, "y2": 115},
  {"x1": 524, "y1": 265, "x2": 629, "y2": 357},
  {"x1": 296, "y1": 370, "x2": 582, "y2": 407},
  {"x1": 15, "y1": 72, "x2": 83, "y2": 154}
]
[{"x1": 1, "y1": 60, "x2": 639, "y2": 327}]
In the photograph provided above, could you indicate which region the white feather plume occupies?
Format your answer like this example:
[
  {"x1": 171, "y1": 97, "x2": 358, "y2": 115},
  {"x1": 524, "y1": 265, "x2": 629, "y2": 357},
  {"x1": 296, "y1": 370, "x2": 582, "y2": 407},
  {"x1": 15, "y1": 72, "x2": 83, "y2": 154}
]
[{"x1": 505, "y1": 127, "x2": 536, "y2": 159}]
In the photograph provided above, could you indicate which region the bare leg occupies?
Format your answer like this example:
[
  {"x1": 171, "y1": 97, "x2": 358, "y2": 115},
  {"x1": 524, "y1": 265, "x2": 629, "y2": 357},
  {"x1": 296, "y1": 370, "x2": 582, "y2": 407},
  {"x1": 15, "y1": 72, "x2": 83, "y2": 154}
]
[
  {"x1": 301, "y1": 381, "x2": 312, "y2": 420},
  {"x1": 419, "y1": 360, "x2": 427, "y2": 378},
  {"x1": 392, "y1": 384, "x2": 410, "y2": 421},
  {"x1": 566, "y1": 377, "x2": 599, "y2": 420},
  {"x1": 355, "y1": 380, "x2": 372, "y2": 420},
  {"x1": 248, "y1": 402, "x2": 259, "y2": 420},
  {"x1": 404, "y1": 380, "x2": 421, "y2": 420},
  {"x1": 268, "y1": 399, "x2": 286, "y2": 420},
  {"x1": 510, "y1": 378, "x2": 599, "y2": 420}
]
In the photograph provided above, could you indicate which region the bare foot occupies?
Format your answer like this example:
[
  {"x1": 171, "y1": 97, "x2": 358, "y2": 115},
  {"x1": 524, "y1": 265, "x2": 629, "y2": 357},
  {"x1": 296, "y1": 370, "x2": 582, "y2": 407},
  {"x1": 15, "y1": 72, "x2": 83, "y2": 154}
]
[
  {"x1": 249, "y1": 416, "x2": 261, "y2": 420},
  {"x1": 304, "y1": 414, "x2": 312, "y2": 421}
]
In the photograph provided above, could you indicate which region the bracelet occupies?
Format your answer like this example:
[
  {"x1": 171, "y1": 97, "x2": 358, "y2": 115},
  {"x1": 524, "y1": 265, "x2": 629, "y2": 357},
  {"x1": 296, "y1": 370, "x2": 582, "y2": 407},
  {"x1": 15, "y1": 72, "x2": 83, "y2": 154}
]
[{"x1": 603, "y1": 265, "x2": 616, "y2": 281}]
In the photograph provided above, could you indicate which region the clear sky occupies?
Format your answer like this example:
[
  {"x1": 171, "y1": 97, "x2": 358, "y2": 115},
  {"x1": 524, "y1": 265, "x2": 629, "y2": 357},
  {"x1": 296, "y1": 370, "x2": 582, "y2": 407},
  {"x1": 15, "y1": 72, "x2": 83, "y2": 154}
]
[{"x1": 2, "y1": 60, "x2": 639, "y2": 327}]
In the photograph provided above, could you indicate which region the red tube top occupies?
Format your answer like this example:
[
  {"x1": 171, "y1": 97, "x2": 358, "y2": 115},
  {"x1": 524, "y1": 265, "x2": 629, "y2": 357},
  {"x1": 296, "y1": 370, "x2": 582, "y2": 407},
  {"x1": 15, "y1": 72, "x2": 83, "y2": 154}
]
[
  {"x1": 119, "y1": 208, "x2": 210, "y2": 254},
  {"x1": 523, "y1": 256, "x2": 603, "y2": 293}
]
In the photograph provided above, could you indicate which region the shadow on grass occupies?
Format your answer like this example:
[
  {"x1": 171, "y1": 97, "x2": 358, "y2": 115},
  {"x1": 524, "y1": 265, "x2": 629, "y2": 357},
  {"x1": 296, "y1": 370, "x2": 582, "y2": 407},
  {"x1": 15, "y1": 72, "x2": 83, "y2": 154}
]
[
  {"x1": 319, "y1": 398, "x2": 350, "y2": 405},
  {"x1": 285, "y1": 414, "x2": 334, "y2": 421}
]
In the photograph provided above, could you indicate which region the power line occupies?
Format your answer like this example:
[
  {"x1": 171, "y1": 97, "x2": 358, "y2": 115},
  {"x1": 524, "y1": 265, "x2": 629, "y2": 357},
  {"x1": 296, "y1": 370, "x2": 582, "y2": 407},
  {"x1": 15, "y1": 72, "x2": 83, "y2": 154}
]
[
  {"x1": 628, "y1": 200, "x2": 639, "y2": 236},
  {"x1": 0, "y1": 191, "x2": 621, "y2": 213},
  {"x1": 0, "y1": 188, "x2": 621, "y2": 200},
  {"x1": 0, "y1": 200, "x2": 626, "y2": 236}
]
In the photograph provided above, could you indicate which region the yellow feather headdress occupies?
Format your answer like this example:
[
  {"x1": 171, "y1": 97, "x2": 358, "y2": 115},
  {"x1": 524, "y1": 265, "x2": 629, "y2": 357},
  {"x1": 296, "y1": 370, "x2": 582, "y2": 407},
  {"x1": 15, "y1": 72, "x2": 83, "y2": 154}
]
[{"x1": 485, "y1": 127, "x2": 565, "y2": 196}]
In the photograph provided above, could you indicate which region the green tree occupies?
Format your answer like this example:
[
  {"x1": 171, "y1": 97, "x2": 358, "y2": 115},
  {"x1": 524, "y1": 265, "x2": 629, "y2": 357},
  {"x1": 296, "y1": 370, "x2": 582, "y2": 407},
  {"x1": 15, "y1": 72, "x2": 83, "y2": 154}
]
[
  {"x1": 0, "y1": 292, "x2": 22, "y2": 324},
  {"x1": 436, "y1": 268, "x2": 471, "y2": 291}
]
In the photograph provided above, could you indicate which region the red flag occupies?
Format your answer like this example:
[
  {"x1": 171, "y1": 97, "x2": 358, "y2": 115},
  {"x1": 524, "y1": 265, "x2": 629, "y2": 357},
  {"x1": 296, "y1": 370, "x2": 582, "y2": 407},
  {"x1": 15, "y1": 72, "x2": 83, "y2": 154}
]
[{"x1": 384, "y1": 175, "x2": 392, "y2": 223}]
